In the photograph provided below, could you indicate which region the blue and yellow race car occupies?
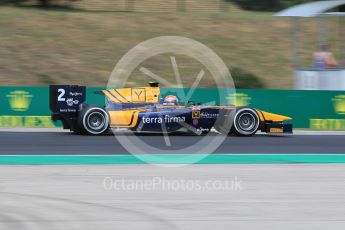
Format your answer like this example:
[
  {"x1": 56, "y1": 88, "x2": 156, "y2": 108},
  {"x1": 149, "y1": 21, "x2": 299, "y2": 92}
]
[{"x1": 50, "y1": 83, "x2": 292, "y2": 136}]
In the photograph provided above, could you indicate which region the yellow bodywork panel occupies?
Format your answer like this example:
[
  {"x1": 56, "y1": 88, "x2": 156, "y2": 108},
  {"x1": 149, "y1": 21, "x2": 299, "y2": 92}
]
[
  {"x1": 256, "y1": 110, "x2": 292, "y2": 122},
  {"x1": 108, "y1": 110, "x2": 140, "y2": 128},
  {"x1": 102, "y1": 87, "x2": 160, "y2": 104}
]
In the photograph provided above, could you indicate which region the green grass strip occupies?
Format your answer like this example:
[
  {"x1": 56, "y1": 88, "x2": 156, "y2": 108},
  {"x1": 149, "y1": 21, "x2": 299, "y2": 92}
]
[{"x1": 1, "y1": 154, "x2": 345, "y2": 165}]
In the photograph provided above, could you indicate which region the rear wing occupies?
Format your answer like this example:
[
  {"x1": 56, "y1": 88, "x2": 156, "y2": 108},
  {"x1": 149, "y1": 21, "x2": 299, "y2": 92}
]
[
  {"x1": 50, "y1": 85, "x2": 86, "y2": 114},
  {"x1": 49, "y1": 85, "x2": 86, "y2": 130}
]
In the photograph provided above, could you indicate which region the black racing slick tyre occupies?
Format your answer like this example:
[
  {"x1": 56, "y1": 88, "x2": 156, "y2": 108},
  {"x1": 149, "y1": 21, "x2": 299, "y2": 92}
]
[
  {"x1": 233, "y1": 107, "x2": 260, "y2": 136},
  {"x1": 78, "y1": 105, "x2": 110, "y2": 135}
]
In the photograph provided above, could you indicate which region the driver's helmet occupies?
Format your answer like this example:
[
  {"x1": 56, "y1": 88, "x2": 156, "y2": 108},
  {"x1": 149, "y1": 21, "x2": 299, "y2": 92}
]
[{"x1": 163, "y1": 95, "x2": 179, "y2": 105}]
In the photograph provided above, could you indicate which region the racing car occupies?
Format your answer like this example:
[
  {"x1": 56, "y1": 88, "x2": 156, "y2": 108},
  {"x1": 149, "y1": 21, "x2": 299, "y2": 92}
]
[{"x1": 49, "y1": 82, "x2": 292, "y2": 136}]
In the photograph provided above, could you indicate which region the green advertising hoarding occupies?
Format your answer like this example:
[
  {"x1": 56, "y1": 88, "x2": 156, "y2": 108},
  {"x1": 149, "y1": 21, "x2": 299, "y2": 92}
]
[{"x1": 0, "y1": 86, "x2": 345, "y2": 129}]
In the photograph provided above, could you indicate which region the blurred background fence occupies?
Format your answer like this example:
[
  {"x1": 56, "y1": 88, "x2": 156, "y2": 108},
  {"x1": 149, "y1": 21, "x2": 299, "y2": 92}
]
[
  {"x1": 76, "y1": 0, "x2": 238, "y2": 12},
  {"x1": 1, "y1": 0, "x2": 241, "y2": 12},
  {"x1": 1, "y1": 0, "x2": 320, "y2": 12}
]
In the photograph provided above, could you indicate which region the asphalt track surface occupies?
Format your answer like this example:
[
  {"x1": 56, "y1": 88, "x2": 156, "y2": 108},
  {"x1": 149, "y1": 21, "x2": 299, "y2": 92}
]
[{"x1": 1, "y1": 131, "x2": 345, "y2": 154}]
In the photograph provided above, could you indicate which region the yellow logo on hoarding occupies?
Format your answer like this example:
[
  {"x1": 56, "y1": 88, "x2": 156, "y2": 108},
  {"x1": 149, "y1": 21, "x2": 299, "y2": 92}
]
[
  {"x1": 332, "y1": 95, "x2": 345, "y2": 114},
  {"x1": 6, "y1": 90, "x2": 33, "y2": 111},
  {"x1": 310, "y1": 119, "x2": 345, "y2": 130},
  {"x1": 0, "y1": 116, "x2": 56, "y2": 127},
  {"x1": 226, "y1": 93, "x2": 251, "y2": 106}
]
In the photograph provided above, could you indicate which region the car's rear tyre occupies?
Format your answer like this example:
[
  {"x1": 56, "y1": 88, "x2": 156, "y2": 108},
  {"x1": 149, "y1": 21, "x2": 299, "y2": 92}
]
[
  {"x1": 233, "y1": 107, "x2": 259, "y2": 136},
  {"x1": 78, "y1": 105, "x2": 109, "y2": 135}
]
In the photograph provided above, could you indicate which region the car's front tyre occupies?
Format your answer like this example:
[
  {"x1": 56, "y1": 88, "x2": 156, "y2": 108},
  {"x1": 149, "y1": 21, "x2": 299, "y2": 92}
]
[{"x1": 233, "y1": 107, "x2": 260, "y2": 136}]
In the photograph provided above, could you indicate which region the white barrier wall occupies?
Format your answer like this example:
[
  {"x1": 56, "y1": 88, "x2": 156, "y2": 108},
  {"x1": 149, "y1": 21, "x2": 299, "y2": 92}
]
[{"x1": 295, "y1": 68, "x2": 345, "y2": 90}]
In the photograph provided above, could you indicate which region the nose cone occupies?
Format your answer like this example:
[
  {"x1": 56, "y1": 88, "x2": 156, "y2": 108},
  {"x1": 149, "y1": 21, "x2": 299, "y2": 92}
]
[{"x1": 257, "y1": 110, "x2": 292, "y2": 122}]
